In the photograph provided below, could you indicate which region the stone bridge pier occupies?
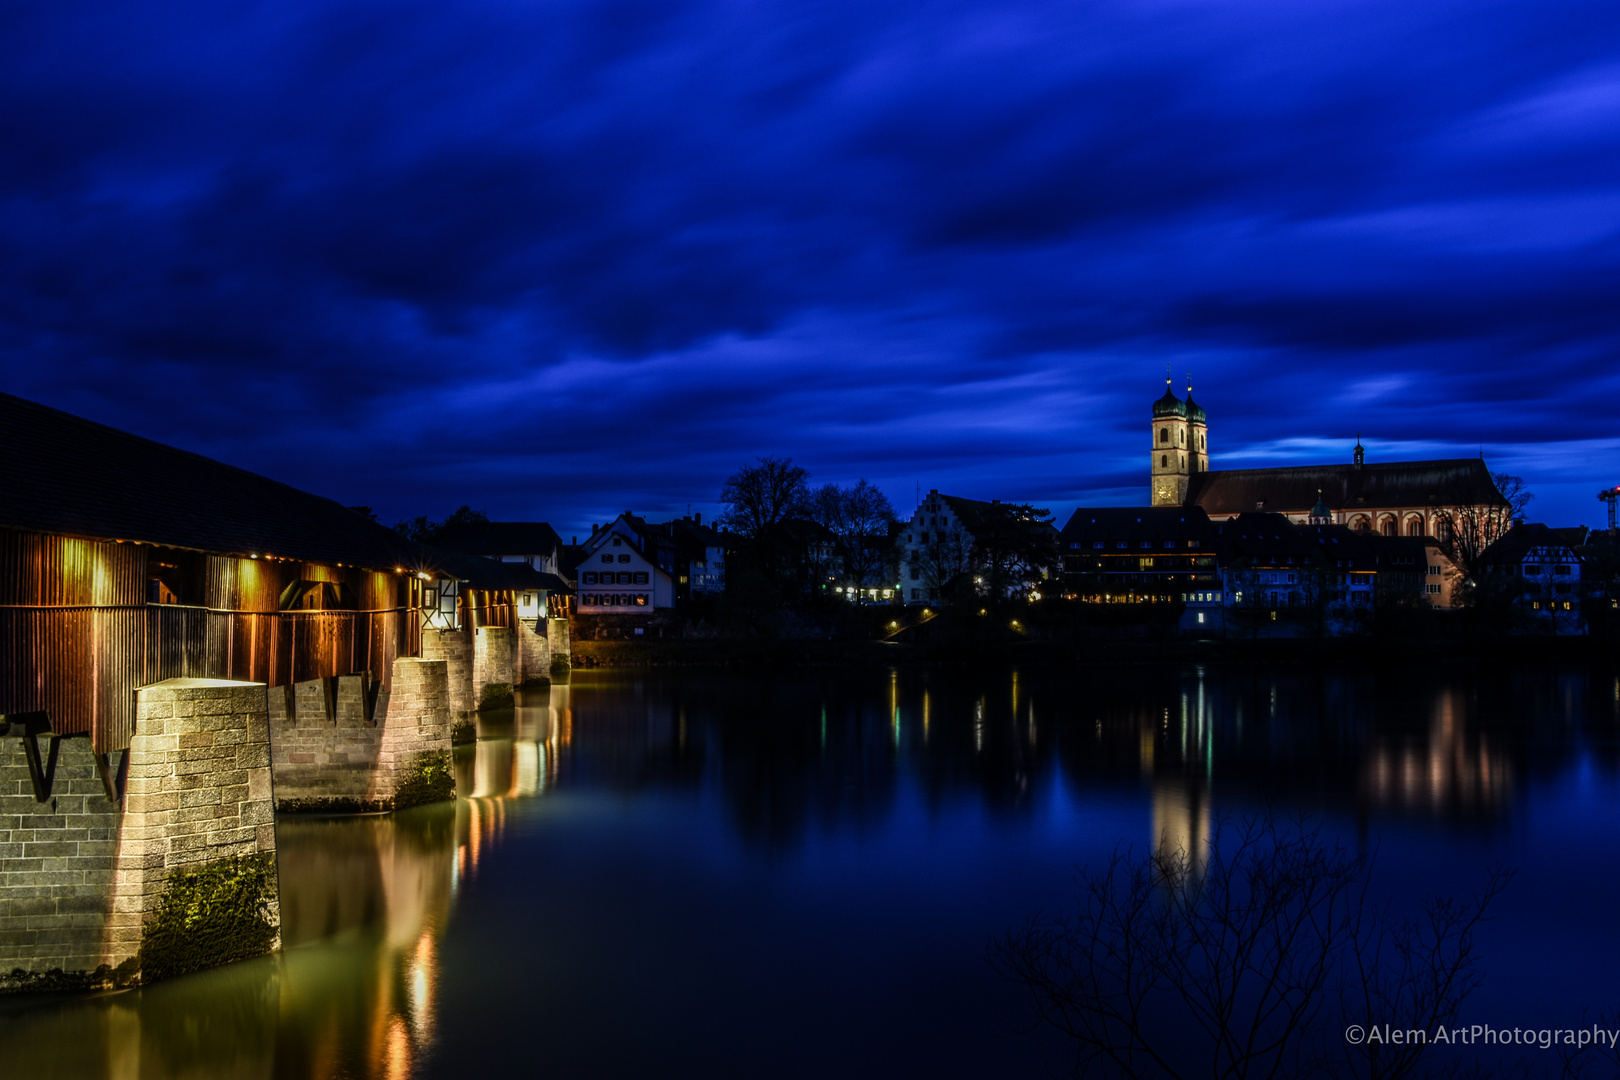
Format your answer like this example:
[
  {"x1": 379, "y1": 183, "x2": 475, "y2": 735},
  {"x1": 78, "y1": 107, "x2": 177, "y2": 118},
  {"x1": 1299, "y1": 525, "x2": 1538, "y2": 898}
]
[
  {"x1": 1, "y1": 678, "x2": 279, "y2": 990},
  {"x1": 268, "y1": 657, "x2": 453, "y2": 814}
]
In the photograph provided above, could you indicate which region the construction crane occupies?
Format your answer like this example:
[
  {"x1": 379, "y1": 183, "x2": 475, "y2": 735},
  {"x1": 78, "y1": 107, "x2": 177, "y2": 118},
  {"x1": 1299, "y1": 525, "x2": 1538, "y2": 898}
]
[{"x1": 1600, "y1": 486, "x2": 1620, "y2": 532}]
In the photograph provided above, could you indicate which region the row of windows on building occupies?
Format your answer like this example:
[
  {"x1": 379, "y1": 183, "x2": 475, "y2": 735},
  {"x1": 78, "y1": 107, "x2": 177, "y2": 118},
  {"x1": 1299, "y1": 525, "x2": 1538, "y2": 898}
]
[
  {"x1": 600, "y1": 553, "x2": 633, "y2": 563},
  {"x1": 582, "y1": 571, "x2": 650, "y2": 585},
  {"x1": 580, "y1": 593, "x2": 650, "y2": 606},
  {"x1": 1071, "y1": 540, "x2": 1203, "y2": 550}
]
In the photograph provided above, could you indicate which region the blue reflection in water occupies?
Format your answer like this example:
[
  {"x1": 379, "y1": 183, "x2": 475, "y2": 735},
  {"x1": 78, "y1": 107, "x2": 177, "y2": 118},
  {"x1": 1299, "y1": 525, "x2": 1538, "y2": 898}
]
[{"x1": 1, "y1": 662, "x2": 1619, "y2": 1078}]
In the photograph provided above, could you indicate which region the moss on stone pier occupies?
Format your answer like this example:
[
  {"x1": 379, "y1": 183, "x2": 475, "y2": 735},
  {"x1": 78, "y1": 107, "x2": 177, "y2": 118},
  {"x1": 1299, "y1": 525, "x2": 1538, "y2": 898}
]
[
  {"x1": 392, "y1": 750, "x2": 455, "y2": 810},
  {"x1": 138, "y1": 853, "x2": 279, "y2": 984}
]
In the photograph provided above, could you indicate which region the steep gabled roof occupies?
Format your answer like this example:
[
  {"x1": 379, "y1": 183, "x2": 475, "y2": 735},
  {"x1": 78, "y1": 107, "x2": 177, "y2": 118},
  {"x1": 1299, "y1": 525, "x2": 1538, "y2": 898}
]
[
  {"x1": 424, "y1": 546, "x2": 571, "y2": 593},
  {"x1": 1481, "y1": 523, "x2": 1586, "y2": 565},
  {"x1": 0, "y1": 391, "x2": 424, "y2": 571},
  {"x1": 1187, "y1": 459, "x2": 1505, "y2": 518},
  {"x1": 938, "y1": 494, "x2": 1000, "y2": 532}
]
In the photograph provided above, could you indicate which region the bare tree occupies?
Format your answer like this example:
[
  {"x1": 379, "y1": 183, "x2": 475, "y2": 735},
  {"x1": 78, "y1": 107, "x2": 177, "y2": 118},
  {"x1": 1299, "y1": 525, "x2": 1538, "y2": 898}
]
[
  {"x1": 719, "y1": 456, "x2": 811, "y2": 539},
  {"x1": 907, "y1": 526, "x2": 974, "y2": 600},
  {"x1": 809, "y1": 479, "x2": 898, "y2": 588},
  {"x1": 1493, "y1": 472, "x2": 1534, "y2": 522},
  {"x1": 991, "y1": 814, "x2": 1508, "y2": 1080}
]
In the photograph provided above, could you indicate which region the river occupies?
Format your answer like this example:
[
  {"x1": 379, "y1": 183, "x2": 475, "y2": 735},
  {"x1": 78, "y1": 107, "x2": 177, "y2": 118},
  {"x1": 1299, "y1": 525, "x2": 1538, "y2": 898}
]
[{"x1": 3, "y1": 661, "x2": 1619, "y2": 1077}]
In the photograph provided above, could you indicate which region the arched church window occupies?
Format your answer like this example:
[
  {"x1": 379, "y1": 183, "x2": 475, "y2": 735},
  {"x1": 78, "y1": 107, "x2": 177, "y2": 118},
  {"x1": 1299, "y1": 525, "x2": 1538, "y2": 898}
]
[
  {"x1": 1160, "y1": 455, "x2": 1168, "y2": 468},
  {"x1": 1381, "y1": 519, "x2": 1395, "y2": 536},
  {"x1": 1406, "y1": 517, "x2": 1423, "y2": 536},
  {"x1": 1159, "y1": 429, "x2": 1169, "y2": 444}
]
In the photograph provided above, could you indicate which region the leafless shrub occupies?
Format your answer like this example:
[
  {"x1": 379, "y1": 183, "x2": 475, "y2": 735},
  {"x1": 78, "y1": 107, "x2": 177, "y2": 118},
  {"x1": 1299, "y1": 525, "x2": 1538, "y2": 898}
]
[{"x1": 992, "y1": 814, "x2": 1510, "y2": 1080}]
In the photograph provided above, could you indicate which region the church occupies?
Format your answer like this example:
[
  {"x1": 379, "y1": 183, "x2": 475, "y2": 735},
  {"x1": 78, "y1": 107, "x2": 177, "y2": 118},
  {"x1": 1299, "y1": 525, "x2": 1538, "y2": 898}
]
[{"x1": 1149, "y1": 380, "x2": 1506, "y2": 536}]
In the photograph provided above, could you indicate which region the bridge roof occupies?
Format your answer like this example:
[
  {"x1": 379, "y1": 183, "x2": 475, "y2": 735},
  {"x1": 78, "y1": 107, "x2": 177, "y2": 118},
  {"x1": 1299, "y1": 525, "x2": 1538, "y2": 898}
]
[{"x1": 0, "y1": 391, "x2": 427, "y2": 572}]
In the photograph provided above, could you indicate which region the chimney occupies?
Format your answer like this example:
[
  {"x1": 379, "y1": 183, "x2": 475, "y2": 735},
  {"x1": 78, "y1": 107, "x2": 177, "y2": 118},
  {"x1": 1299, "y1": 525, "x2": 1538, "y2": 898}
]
[
  {"x1": 571, "y1": 536, "x2": 577, "y2": 546},
  {"x1": 694, "y1": 512, "x2": 701, "y2": 525},
  {"x1": 591, "y1": 523, "x2": 598, "y2": 535}
]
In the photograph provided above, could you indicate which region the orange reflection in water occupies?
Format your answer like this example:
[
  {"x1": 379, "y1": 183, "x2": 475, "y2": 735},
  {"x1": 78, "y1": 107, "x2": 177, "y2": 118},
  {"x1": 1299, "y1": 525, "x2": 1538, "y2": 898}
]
[
  {"x1": 269, "y1": 686, "x2": 572, "y2": 1079},
  {"x1": 1362, "y1": 687, "x2": 1511, "y2": 816}
]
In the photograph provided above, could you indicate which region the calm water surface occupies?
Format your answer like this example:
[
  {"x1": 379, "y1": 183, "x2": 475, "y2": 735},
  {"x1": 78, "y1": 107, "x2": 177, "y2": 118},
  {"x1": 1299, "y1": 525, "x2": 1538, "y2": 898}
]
[{"x1": 5, "y1": 661, "x2": 1620, "y2": 1078}]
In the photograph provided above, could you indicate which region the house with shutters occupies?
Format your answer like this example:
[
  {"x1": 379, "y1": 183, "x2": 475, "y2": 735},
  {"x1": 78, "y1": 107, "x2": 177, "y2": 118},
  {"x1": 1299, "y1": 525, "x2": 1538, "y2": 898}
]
[{"x1": 574, "y1": 514, "x2": 678, "y2": 615}]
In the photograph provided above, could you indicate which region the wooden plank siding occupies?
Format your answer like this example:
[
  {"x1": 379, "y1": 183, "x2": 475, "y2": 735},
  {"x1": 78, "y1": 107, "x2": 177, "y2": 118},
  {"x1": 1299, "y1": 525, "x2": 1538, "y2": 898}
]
[
  {"x1": 0, "y1": 529, "x2": 422, "y2": 751},
  {"x1": 465, "y1": 589, "x2": 516, "y2": 629}
]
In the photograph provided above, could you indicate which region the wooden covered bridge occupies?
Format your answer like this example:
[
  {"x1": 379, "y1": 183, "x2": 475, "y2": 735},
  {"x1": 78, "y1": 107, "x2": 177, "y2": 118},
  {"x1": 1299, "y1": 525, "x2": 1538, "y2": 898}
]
[{"x1": 0, "y1": 390, "x2": 563, "y2": 761}]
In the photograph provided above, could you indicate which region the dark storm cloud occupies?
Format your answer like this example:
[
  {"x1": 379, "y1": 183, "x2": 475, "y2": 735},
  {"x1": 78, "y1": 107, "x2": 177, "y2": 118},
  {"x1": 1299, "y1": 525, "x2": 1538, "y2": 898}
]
[{"x1": 2, "y1": 0, "x2": 1618, "y2": 531}]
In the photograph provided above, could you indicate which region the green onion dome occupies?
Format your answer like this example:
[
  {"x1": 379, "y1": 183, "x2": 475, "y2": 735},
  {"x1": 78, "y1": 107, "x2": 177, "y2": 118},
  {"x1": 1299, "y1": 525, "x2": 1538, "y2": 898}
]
[
  {"x1": 1152, "y1": 382, "x2": 1186, "y2": 418},
  {"x1": 1185, "y1": 392, "x2": 1207, "y2": 425}
]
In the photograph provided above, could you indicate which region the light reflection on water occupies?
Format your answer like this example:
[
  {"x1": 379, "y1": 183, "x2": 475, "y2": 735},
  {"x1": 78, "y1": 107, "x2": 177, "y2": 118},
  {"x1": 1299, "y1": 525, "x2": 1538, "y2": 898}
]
[{"x1": 2, "y1": 663, "x2": 1620, "y2": 1078}]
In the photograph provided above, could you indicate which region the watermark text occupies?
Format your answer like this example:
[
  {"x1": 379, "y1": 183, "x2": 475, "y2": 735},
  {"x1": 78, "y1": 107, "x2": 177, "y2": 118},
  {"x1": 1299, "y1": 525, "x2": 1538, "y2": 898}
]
[{"x1": 1344, "y1": 1023, "x2": 1620, "y2": 1051}]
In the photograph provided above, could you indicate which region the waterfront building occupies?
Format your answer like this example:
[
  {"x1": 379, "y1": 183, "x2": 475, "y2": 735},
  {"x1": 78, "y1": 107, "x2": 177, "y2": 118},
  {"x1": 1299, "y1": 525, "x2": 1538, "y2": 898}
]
[
  {"x1": 1059, "y1": 507, "x2": 1221, "y2": 616},
  {"x1": 1060, "y1": 505, "x2": 1465, "y2": 632},
  {"x1": 573, "y1": 513, "x2": 679, "y2": 615},
  {"x1": 664, "y1": 514, "x2": 728, "y2": 596},
  {"x1": 1362, "y1": 533, "x2": 1461, "y2": 607},
  {"x1": 1214, "y1": 513, "x2": 1378, "y2": 613},
  {"x1": 1478, "y1": 523, "x2": 1589, "y2": 627},
  {"x1": 1150, "y1": 382, "x2": 1509, "y2": 537},
  {"x1": 898, "y1": 490, "x2": 1057, "y2": 604},
  {"x1": 434, "y1": 520, "x2": 573, "y2": 618}
]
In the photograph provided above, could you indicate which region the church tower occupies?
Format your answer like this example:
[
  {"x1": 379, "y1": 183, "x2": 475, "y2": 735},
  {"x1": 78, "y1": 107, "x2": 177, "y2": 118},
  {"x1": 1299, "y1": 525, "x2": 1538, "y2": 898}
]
[
  {"x1": 1185, "y1": 381, "x2": 1209, "y2": 476},
  {"x1": 1151, "y1": 378, "x2": 1191, "y2": 506}
]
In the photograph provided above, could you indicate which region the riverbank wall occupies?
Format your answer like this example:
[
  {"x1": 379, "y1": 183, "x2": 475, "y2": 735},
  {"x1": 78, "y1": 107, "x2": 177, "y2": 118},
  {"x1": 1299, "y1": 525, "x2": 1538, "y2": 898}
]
[{"x1": 570, "y1": 634, "x2": 1620, "y2": 669}]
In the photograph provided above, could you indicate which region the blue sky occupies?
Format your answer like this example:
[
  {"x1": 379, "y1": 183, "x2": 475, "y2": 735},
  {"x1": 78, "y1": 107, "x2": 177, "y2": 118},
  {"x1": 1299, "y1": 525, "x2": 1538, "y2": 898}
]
[{"x1": 3, "y1": 0, "x2": 1617, "y2": 536}]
